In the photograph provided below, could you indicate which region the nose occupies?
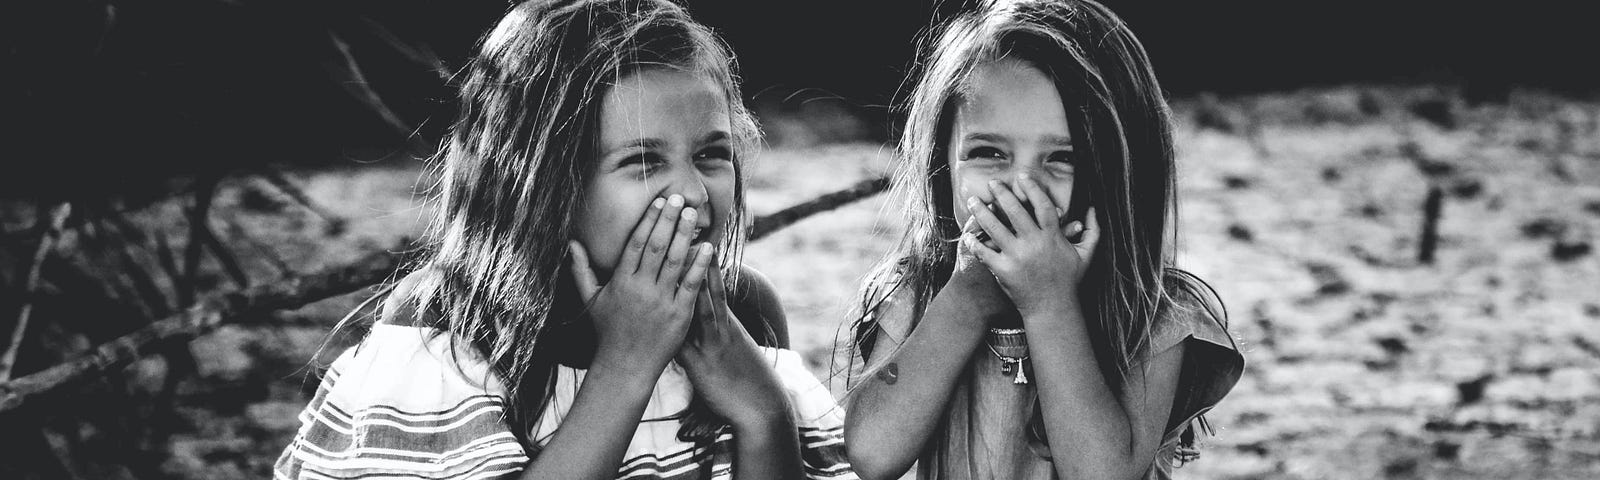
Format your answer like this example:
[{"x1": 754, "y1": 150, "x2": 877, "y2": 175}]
[{"x1": 665, "y1": 166, "x2": 711, "y2": 214}]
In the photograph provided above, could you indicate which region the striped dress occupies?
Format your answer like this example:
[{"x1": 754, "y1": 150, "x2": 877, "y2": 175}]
[{"x1": 275, "y1": 324, "x2": 856, "y2": 479}]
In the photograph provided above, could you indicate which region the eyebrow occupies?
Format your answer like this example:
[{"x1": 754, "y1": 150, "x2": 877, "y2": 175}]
[
  {"x1": 606, "y1": 137, "x2": 666, "y2": 156},
  {"x1": 700, "y1": 130, "x2": 730, "y2": 144},
  {"x1": 962, "y1": 132, "x2": 1008, "y2": 144},
  {"x1": 1042, "y1": 134, "x2": 1074, "y2": 147},
  {"x1": 962, "y1": 132, "x2": 1073, "y2": 147}
]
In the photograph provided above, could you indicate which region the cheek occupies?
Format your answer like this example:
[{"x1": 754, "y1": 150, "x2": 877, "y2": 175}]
[
  {"x1": 706, "y1": 177, "x2": 737, "y2": 230},
  {"x1": 949, "y1": 165, "x2": 998, "y2": 221},
  {"x1": 1039, "y1": 178, "x2": 1074, "y2": 211},
  {"x1": 576, "y1": 183, "x2": 650, "y2": 273}
]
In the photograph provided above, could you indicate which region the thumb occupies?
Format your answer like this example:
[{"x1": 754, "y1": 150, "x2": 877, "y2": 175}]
[{"x1": 568, "y1": 241, "x2": 600, "y2": 300}]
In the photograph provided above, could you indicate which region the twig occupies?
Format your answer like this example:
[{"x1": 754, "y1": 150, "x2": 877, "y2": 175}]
[
  {"x1": 224, "y1": 217, "x2": 296, "y2": 278},
  {"x1": 1, "y1": 203, "x2": 73, "y2": 382},
  {"x1": 77, "y1": 222, "x2": 156, "y2": 321},
  {"x1": 259, "y1": 168, "x2": 345, "y2": 229},
  {"x1": 750, "y1": 176, "x2": 890, "y2": 240},
  {"x1": 1417, "y1": 185, "x2": 1443, "y2": 264},
  {"x1": 199, "y1": 223, "x2": 250, "y2": 290},
  {"x1": 178, "y1": 177, "x2": 220, "y2": 307},
  {"x1": 355, "y1": 16, "x2": 451, "y2": 81},
  {"x1": 101, "y1": 215, "x2": 174, "y2": 317},
  {"x1": 324, "y1": 30, "x2": 415, "y2": 142},
  {"x1": 0, "y1": 242, "x2": 409, "y2": 413}
]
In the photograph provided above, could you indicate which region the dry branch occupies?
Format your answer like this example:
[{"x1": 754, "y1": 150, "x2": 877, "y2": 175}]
[
  {"x1": 1417, "y1": 184, "x2": 1443, "y2": 264},
  {"x1": 1, "y1": 203, "x2": 73, "y2": 382},
  {"x1": 0, "y1": 244, "x2": 408, "y2": 413},
  {"x1": 356, "y1": 16, "x2": 451, "y2": 81},
  {"x1": 324, "y1": 30, "x2": 414, "y2": 141},
  {"x1": 750, "y1": 176, "x2": 890, "y2": 240},
  {"x1": 260, "y1": 168, "x2": 345, "y2": 230},
  {"x1": 177, "y1": 178, "x2": 219, "y2": 306}
]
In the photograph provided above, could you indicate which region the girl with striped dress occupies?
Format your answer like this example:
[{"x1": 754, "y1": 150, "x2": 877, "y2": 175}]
[{"x1": 275, "y1": 1, "x2": 853, "y2": 478}]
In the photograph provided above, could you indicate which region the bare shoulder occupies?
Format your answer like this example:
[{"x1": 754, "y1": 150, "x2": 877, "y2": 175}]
[{"x1": 732, "y1": 264, "x2": 790, "y2": 348}]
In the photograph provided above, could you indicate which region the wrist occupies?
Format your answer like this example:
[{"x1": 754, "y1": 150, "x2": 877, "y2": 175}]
[
  {"x1": 1018, "y1": 294, "x2": 1080, "y2": 324},
  {"x1": 727, "y1": 400, "x2": 796, "y2": 435},
  {"x1": 591, "y1": 346, "x2": 670, "y2": 383},
  {"x1": 725, "y1": 392, "x2": 795, "y2": 430}
]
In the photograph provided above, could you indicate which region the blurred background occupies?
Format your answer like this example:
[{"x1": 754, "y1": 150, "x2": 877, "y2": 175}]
[{"x1": 2, "y1": 0, "x2": 1598, "y2": 478}]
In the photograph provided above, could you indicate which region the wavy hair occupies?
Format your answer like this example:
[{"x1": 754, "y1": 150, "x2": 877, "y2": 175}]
[
  {"x1": 848, "y1": 0, "x2": 1223, "y2": 460},
  {"x1": 380, "y1": 0, "x2": 759, "y2": 445}
]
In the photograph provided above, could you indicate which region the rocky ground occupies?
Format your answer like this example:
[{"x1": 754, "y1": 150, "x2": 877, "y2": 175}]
[{"x1": 2, "y1": 85, "x2": 1597, "y2": 479}]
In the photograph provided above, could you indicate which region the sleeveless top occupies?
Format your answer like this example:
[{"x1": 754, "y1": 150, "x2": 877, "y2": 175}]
[
  {"x1": 858, "y1": 269, "x2": 1244, "y2": 480},
  {"x1": 275, "y1": 324, "x2": 856, "y2": 479}
]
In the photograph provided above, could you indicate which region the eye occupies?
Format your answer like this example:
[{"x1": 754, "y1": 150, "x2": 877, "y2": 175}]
[
  {"x1": 1046, "y1": 150, "x2": 1078, "y2": 165},
  {"x1": 620, "y1": 152, "x2": 667, "y2": 172},
  {"x1": 694, "y1": 146, "x2": 733, "y2": 164},
  {"x1": 965, "y1": 146, "x2": 1006, "y2": 161}
]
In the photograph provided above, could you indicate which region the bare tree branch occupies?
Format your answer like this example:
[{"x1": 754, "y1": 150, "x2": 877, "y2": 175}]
[
  {"x1": 749, "y1": 176, "x2": 890, "y2": 241},
  {"x1": 1, "y1": 203, "x2": 73, "y2": 382},
  {"x1": 0, "y1": 243, "x2": 409, "y2": 413},
  {"x1": 324, "y1": 30, "x2": 414, "y2": 142},
  {"x1": 355, "y1": 16, "x2": 451, "y2": 81},
  {"x1": 177, "y1": 178, "x2": 220, "y2": 307},
  {"x1": 259, "y1": 168, "x2": 346, "y2": 233}
]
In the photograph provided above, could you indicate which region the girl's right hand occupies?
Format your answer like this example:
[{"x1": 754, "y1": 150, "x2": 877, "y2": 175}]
[
  {"x1": 569, "y1": 195, "x2": 715, "y2": 370},
  {"x1": 947, "y1": 215, "x2": 1016, "y2": 325}
]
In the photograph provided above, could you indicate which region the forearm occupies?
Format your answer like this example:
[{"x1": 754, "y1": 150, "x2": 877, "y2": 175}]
[
  {"x1": 519, "y1": 354, "x2": 662, "y2": 480},
  {"x1": 1022, "y1": 299, "x2": 1141, "y2": 479},
  {"x1": 730, "y1": 410, "x2": 803, "y2": 480},
  {"x1": 845, "y1": 289, "x2": 992, "y2": 480}
]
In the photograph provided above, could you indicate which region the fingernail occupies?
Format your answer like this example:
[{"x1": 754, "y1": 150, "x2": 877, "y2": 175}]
[
  {"x1": 652, "y1": 197, "x2": 665, "y2": 208},
  {"x1": 966, "y1": 197, "x2": 979, "y2": 208},
  {"x1": 683, "y1": 207, "x2": 697, "y2": 219},
  {"x1": 668, "y1": 194, "x2": 684, "y2": 207},
  {"x1": 1056, "y1": 207, "x2": 1065, "y2": 217},
  {"x1": 700, "y1": 243, "x2": 713, "y2": 255}
]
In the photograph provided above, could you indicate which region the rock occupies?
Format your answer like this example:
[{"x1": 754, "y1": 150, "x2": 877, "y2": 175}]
[
  {"x1": 1551, "y1": 240, "x2": 1591, "y2": 262},
  {"x1": 1456, "y1": 375, "x2": 1494, "y2": 405},
  {"x1": 1228, "y1": 224, "x2": 1255, "y2": 242},
  {"x1": 1305, "y1": 262, "x2": 1351, "y2": 297},
  {"x1": 1518, "y1": 218, "x2": 1565, "y2": 239}
]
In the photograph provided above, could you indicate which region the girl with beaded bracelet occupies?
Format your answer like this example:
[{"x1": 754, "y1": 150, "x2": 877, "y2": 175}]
[{"x1": 843, "y1": 1, "x2": 1243, "y2": 479}]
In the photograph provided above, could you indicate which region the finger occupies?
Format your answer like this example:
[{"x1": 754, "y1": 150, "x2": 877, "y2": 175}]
[
  {"x1": 987, "y1": 180, "x2": 1037, "y2": 232},
  {"x1": 621, "y1": 197, "x2": 665, "y2": 274},
  {"x1": 965, "y1": 196, "x2": 1016, "y2": 246},
  {"x1": 568, "y1": 241, "x2": 600, "y2": 300},
  {"x1": 639, "y1": 194, "x2": 685, "y2": 279},
  {"x1": 660, "y1": 205, "x2": 698, "y2": 283},
  {"x1": 1016, "y1": 175, "x2": 1059, "y2": 229},
  {"x1": 677, "y1": 243, "x2": 714, "y2": 303},
  {"x1": 1077, "y1": 207, "x2": 1102, "y2": 253},
  {"x1": 964, "y1": 235, "x2": 1001, "y2": 265},
  {"x1": 706, "y1": 261, "x2": 730, "y2": 322}
]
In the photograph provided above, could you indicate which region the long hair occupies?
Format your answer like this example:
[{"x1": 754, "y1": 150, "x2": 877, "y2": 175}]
[
  {"x1": 388, "y1": 0, "x2": 759, "y2": 444},
  {"x1": 848, "y1": 0, "x2": 1219, "y2": 459}
]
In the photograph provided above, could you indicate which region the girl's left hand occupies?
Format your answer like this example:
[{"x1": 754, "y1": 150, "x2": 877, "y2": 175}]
[
  {"x1": 676, "y1": 261, "x2": 791, "y2": 429},
  {"x1": 964, "y1": 176, "x2": 1100, "y2": 315}
]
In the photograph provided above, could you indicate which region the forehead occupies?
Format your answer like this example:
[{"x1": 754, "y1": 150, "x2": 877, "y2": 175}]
[
  {"x1": 599, "y1": 68, "x2": 731, "y2": 146},
  {"x1": 954, "y1": 58, "x2": 1070, "y2": 136}
]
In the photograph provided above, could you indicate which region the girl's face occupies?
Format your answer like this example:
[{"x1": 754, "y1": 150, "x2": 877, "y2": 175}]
[
  {"x1": 575, "y1": 68, "x2": 737, "y2": 277},
  {"x1": 947, "y1": 57, "x2": 1078, "y2": 227}
]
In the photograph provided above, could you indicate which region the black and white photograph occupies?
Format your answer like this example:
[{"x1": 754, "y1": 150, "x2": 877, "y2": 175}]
[{"x1": 2, "y1": 0, "x2": 1597, "y2": 479}]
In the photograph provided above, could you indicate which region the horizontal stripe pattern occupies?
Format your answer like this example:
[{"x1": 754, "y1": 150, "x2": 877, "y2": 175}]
[{"x1": 276, "y1": 324, "x2": 856, "y2": 479}]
